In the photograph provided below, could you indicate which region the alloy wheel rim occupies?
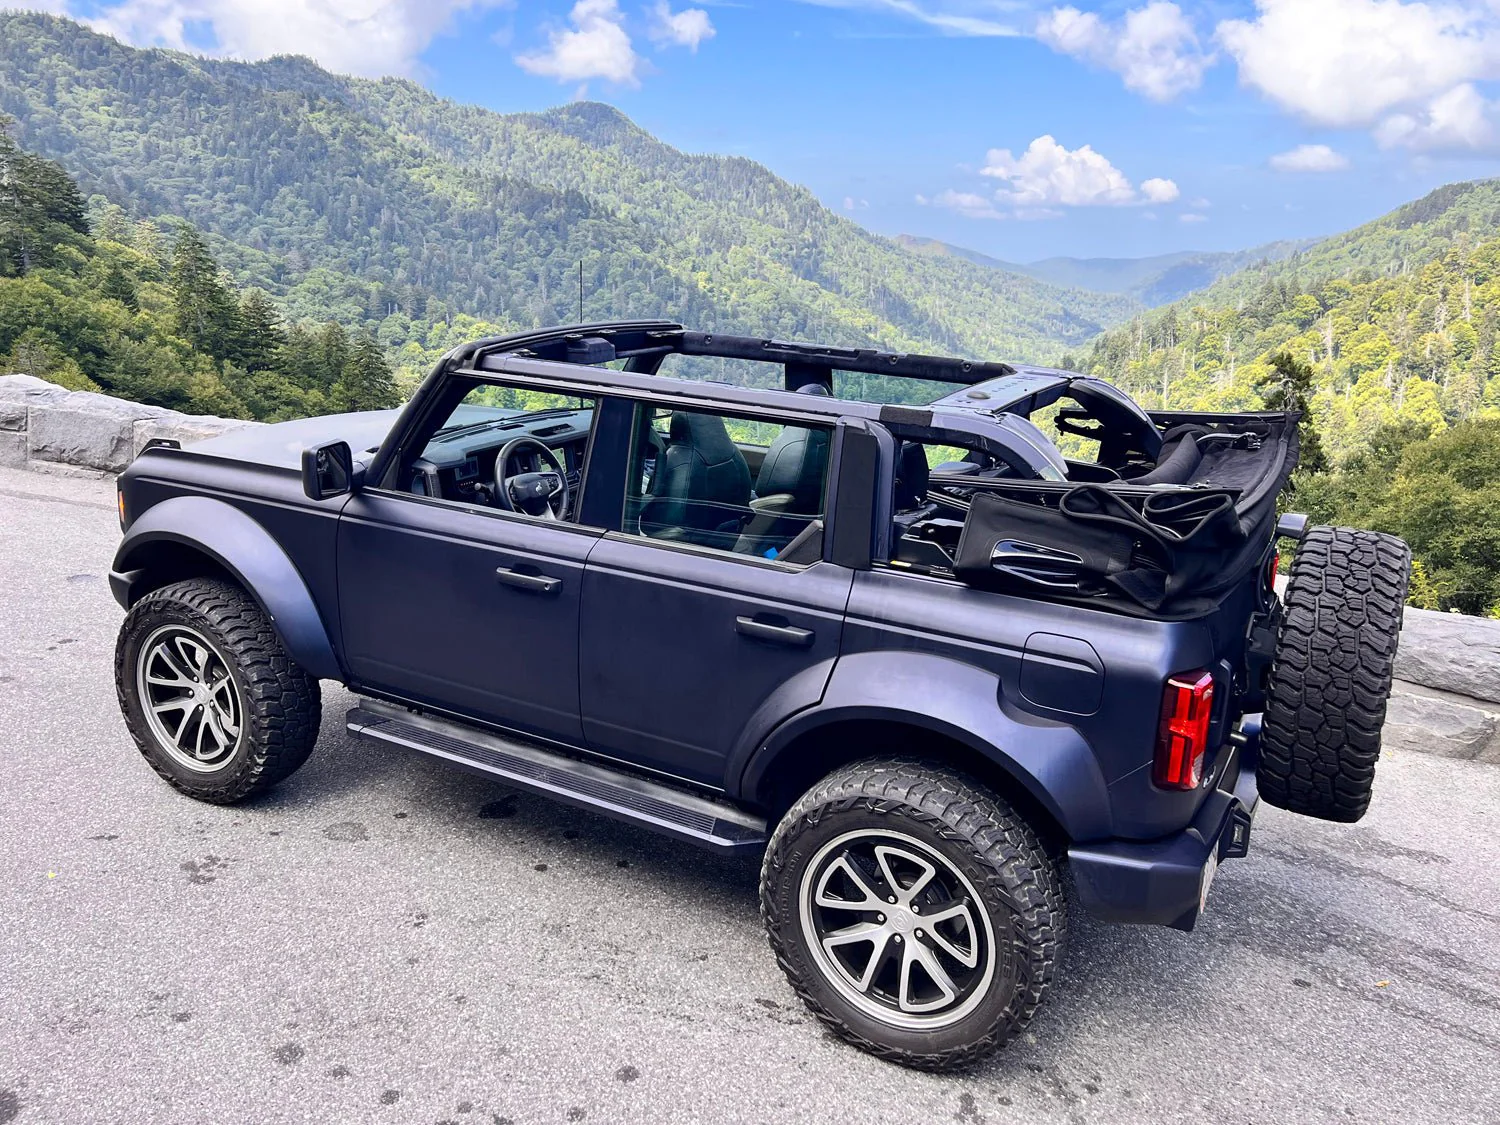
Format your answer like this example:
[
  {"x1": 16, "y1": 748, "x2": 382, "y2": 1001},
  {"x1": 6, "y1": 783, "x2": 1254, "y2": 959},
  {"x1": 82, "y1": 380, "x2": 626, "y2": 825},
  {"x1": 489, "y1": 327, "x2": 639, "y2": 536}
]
[
  {"x1": 136, "y1": 624, "x2": 243, "y2": 772},
  {"x1": 798, "y1": 828, "x2": 998, "y2": 1030}
]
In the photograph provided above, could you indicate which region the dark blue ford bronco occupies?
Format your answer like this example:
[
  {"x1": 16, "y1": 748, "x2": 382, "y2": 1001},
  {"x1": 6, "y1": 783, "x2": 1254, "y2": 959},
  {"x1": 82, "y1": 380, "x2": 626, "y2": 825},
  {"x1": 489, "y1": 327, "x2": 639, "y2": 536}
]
[{"x1": 110, "y1": 322, "x2": 1411, "y2": 1069}]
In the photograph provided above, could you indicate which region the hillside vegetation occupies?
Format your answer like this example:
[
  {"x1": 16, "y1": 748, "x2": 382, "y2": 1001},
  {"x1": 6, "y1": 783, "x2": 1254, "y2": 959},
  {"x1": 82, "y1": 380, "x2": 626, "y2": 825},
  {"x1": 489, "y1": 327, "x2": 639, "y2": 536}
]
[
  {"x1": 1, "y1": 126, "x2": 400, "y2": 419},
  {"x1": 1076, "y1": 180, "x2": 1500, "y2": 614},
  {"x1": 0, "y1": 11, "x2": 1135, "y2": 391},
  {"x1": 1079, "y1": 180, "x2": 1500, "y2": 463}
]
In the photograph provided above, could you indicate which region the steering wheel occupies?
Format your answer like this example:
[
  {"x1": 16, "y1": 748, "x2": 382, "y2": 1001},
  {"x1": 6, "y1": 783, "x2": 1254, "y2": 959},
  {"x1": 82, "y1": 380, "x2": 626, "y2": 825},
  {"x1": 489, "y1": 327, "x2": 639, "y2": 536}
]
[{"x1": 492, "y1": 436, "x2": 570, "y2": 520}]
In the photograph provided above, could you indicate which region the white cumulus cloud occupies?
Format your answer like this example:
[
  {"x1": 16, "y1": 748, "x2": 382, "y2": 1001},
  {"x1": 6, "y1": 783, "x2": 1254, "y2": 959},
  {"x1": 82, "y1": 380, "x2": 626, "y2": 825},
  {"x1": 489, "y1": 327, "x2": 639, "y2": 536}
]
[
  {"x1": 1037, "y1": 2, "x2": 1213, "y2": 102},
  {"x1": 516, "y1": 0, "x2": 642, "y2": 86},
  {"x1": 1268, "y1": 143, "x2": 1351, "y2": 172},
  {"x1": 1217, "y1": 0, "x2": 1496, "y2": 129},
  {"x1": 71, "y1": 0, "x2": 503, "y2": 78},
  {"x1": 979, "y1": 135, "x2": 1176, "y2": 208},
  {"x1": 1375, "y1": 82, "x2": 1500, "y2": 152},
  {"x1": 918, "y1": 189, "x2": 1008, "y2": 220},
  {"x1": 649, "y1": 1, "x2": 714, "y2": 51},
  {"x1": 1140, "y1": 177, "x2": 1181, "y2": 203}
]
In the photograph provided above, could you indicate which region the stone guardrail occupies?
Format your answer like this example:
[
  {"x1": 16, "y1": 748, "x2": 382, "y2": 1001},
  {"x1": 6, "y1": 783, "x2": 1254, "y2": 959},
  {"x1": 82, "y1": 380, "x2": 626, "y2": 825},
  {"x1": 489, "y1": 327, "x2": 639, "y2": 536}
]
[
  {"x1": 2, "y1": 372, "x2": 1497, "y2": 763},
  {"x1": 0, "y1": 373, "x2": 259, "y2": 472}
]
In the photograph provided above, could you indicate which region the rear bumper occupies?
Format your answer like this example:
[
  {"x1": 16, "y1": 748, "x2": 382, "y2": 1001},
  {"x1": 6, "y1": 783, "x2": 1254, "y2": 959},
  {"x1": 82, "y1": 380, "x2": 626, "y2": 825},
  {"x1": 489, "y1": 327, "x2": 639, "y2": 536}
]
[{"x1": 1068, "y1": 716, "x2": 1261, "y2": 932}]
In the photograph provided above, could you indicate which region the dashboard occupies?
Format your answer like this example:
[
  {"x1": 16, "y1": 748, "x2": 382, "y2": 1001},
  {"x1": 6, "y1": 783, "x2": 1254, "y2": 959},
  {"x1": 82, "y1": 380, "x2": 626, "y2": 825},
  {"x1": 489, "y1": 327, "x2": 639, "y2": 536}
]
[{"x1": 407, "y1": 407, "x2": 593, "y2": 510}]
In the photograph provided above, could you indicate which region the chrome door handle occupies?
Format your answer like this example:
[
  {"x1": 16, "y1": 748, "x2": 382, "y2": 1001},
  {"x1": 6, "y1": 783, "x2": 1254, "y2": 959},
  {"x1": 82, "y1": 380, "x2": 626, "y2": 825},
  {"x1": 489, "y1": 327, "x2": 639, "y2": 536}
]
[
  {"x1": 735, "y1": 615, "x2": 814, "y2": 647},
  {"x1": 495, "y1": 566, "x2": 562, "y2": 595}
]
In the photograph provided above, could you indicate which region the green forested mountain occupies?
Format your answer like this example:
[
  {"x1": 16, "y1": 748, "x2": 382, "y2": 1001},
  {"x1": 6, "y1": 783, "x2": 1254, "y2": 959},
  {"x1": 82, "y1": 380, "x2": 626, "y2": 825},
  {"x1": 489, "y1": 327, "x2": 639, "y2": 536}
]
[
  {"x1": 0, "y1": 11, "x2": 1135, "y2": 396},
  {"x1": 1078, "y1": 179, "x2": 1500, "y2": 462},
  {"x1": 1074, "y1": 181, "x2": 1500, "y2": 615},
  {"x1": 3, "y1": 12, "x2": 1497, "y2": 612},
  {"x1": 0, "y1": 126, "x2": 400, "y2": 419}
]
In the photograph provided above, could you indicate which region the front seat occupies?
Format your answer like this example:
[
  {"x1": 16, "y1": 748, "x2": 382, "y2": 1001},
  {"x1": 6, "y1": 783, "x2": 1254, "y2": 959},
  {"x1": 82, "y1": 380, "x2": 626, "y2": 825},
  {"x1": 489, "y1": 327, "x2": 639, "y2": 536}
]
[
  {"x1": 734, "y1": 386, "x2": 832, "y2": 556},
  {"x1": 892, "y1": 441, "x2": 939, "y2": 536},
  {"x1": 642, "y1": 411, "x2": 752, "y2": 548}
]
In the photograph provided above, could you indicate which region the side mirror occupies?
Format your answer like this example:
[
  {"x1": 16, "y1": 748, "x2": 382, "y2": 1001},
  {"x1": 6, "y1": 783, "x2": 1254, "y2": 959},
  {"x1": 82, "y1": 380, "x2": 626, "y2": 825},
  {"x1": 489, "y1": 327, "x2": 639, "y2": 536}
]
[{"x1": 301, "y1": 440, "x2": 358, "y2": 501}]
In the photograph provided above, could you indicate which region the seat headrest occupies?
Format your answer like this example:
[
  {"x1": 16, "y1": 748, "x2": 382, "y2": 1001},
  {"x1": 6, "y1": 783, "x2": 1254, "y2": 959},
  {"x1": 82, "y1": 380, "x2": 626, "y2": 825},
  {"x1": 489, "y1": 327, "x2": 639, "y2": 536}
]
[
  {"x1": 668, "y1": 410, "x2": 741, "y2": 462},
  {"x1": 894, "y1": 441, "x2": 929, "y2": 510},
  {"x1": 796, "y1": 382, "x2": 832, "y2": 396}
]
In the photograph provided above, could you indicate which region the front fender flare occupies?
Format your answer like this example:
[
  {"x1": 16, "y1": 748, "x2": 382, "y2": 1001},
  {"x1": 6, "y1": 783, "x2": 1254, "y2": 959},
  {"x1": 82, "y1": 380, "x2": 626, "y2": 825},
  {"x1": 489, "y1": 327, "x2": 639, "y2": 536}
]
[
  {"x1": 734, "y1": 651, "x2": 1113, "y2": 841},
  {"x1": 111, "y1": 496, "x2": 342, "y2": 680}
]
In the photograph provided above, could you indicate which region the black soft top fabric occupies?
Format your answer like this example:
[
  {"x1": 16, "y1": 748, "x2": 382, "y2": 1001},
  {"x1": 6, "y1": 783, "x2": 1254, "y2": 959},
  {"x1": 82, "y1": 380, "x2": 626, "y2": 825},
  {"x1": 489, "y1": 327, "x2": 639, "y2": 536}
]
[{"x1": 951, "y1": 415, "x2": 1300, "y2": 615}]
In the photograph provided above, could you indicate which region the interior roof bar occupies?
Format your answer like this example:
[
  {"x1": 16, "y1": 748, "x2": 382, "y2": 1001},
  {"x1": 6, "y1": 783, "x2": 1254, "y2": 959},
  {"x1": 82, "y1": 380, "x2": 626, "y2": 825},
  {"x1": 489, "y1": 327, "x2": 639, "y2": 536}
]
[
  {"x1": 673, "y1": 330, "x2": 1016, "y2": 386},
  {"x1": 461, "y1": 321, "x2": 1018, "y2": 387}
]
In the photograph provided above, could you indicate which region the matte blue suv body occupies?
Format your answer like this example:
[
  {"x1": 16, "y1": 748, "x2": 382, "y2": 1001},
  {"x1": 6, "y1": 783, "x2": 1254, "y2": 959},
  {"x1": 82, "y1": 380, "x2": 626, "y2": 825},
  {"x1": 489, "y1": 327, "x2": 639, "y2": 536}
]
[{"x1": 109, "y1": 322, "x2": 1407, "y2": 1069}]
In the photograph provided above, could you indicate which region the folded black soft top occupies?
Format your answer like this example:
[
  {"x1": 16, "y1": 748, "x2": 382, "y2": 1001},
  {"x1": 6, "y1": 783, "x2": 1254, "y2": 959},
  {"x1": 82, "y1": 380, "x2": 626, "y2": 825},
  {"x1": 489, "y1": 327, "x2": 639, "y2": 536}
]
[{"x1": 951, "y1": 410, "x2": 1300, "y2": 617}]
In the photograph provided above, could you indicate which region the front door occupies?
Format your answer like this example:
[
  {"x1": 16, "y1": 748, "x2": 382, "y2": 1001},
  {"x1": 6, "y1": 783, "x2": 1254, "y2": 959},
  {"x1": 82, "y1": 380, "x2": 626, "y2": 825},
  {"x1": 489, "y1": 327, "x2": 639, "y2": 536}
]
[
  {"x1": 338, "y1": 495, "x2": 600, "y2": 743},
  {"x1": 579, "y1": 402, "x2": 851, "y2": 785},
  {"x1": 337, "y1": 380, "x2": 605, "y2": 745}
]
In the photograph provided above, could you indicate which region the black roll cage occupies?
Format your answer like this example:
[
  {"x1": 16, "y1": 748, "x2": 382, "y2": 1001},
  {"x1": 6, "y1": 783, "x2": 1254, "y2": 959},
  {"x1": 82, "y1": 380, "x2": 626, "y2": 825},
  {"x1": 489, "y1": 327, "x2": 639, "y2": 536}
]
[{"x1": 370, "y1": 321, "x2": 1066, "y2": 496}]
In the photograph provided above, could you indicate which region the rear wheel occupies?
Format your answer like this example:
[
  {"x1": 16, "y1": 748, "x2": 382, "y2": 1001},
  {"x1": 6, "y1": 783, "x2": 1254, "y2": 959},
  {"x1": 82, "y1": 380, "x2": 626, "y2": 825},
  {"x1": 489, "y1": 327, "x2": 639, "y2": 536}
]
[
  {"x1": 1259, "y1": 525, "x2": 1411, "y2": 823},
  {"x1": 115, "y1": 578, "x2": 322, "y2": 804},
  {"x1": 760, "y1": 758, "x2": 1065, "y2": 1071}
]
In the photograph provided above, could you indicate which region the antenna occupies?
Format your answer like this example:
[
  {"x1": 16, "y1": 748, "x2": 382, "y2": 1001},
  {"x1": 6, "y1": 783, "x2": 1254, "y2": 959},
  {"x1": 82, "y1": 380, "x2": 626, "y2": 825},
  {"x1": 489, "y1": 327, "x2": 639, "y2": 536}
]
[{"x1": 578, "y1": 259, "x2": 584, "y2": 324}]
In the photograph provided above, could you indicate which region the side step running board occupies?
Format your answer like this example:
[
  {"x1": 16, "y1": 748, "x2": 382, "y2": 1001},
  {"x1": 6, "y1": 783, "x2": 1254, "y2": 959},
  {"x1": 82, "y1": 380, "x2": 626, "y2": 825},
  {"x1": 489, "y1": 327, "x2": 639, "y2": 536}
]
[{"x1": 346, "y1": 700, "x2": 767, "y2": 852}]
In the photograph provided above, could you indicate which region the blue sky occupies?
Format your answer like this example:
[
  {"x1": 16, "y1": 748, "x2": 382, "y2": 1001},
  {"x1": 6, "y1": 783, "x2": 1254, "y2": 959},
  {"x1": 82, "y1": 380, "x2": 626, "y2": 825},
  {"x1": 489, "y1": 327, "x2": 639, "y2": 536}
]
[{"x1": 52, "y1": 1, "x2": 1500, "y2": 262}]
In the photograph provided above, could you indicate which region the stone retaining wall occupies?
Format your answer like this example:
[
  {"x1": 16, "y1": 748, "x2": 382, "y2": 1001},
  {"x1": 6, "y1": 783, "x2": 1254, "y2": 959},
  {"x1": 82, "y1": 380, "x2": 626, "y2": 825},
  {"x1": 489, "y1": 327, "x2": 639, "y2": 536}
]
[
  {"x1": 3, "y1": 372, "x2": 1497, "y2": 761},
  {"x1": 0, "y1": 373, "x2": 259, "y2": 474},
  {"x1": 1387, "y1": 609, "x2": 1500, "y2": 763}
]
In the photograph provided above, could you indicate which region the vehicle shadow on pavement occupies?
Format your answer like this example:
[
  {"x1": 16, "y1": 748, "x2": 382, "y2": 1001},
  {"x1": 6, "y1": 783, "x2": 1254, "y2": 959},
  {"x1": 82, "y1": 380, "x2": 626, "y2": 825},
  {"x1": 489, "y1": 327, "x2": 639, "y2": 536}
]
[{"x1": 274, "y1": 713, "x2": 765, "y2": 902}]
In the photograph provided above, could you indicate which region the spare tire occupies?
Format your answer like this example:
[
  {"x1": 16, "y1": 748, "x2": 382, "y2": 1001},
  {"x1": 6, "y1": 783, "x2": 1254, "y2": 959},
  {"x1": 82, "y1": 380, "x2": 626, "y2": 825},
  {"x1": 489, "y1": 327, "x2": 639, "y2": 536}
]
[{"x1": 1259, "y1": 525, "x2": 1411, "y2": 823}]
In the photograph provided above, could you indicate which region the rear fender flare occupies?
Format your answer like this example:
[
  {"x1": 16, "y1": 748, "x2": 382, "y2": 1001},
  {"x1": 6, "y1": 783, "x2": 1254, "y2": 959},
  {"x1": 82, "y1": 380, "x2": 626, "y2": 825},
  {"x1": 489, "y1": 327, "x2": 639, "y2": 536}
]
[
  {"x1": 111, "y1": 496, "x2": 341, "y2": 680},
  {"x1": 734, "y1": 651, "x2": 1113, "y2": 841}
]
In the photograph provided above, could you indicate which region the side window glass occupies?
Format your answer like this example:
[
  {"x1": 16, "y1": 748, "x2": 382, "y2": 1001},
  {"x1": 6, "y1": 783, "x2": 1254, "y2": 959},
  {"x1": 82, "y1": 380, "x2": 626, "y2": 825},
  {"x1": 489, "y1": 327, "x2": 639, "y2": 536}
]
[
  {"x1": 621, "y1": 405, "x2": 830, "y2": 564},
  {"x1": 406, "y1": 384, "x2": 598, "y2": 523}
]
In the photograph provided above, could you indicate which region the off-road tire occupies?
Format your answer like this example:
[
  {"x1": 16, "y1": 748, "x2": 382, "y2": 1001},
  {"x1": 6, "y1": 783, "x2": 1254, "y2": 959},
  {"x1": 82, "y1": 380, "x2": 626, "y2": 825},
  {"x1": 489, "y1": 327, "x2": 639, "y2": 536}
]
[
  {"x1": 760, "y1": 758, "x2": 1065, "y2": 1071},
  {"x1": 116, "y1": 578, "x2": 322, "y2": 804},
  {"x1": 1259, "y1": 526, "x2": 1410, "y2": 823}
]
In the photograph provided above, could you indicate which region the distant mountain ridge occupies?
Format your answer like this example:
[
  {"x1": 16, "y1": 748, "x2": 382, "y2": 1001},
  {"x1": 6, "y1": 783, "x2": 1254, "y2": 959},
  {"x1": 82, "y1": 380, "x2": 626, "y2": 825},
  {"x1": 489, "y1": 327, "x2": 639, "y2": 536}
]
[
  {"x1": 0, "y1": 11, "x2": 1138, "y2": 377},
  {"x1": 895, "y1": 235, "x2": 1309, "y2": 307}
]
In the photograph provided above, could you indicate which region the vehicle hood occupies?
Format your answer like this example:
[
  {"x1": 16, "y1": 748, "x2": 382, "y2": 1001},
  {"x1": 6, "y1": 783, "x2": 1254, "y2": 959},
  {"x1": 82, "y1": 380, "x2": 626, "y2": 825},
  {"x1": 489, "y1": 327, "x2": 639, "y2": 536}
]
[{"x1": 188, "y1": 409, "x2": 405, "y2": 470}]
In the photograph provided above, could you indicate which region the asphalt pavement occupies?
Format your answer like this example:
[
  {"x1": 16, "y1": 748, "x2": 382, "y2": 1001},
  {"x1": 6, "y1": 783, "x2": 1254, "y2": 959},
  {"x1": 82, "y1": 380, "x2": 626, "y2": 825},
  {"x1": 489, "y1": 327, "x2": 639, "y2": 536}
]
[{"x1": 1, "y1": 464, "x2": 1498, "y2": 1125}]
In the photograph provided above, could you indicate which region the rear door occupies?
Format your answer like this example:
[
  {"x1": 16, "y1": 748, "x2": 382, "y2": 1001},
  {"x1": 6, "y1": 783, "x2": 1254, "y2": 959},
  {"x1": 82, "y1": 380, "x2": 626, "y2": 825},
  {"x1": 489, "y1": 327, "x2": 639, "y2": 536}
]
[{"x1": 578, "y1": 403, "x2": 853, "y2": 786}]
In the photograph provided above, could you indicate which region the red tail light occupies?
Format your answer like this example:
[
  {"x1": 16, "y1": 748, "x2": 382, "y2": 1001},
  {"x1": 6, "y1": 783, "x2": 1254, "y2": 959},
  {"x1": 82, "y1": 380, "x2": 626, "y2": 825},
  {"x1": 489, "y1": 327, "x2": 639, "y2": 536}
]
[
  {"x1": 1154, "y1": 670, "x2": 1215, "y2": 790},
  {"x1": 1265, "y1": 550, "x2": 1280, "y2": 592}
]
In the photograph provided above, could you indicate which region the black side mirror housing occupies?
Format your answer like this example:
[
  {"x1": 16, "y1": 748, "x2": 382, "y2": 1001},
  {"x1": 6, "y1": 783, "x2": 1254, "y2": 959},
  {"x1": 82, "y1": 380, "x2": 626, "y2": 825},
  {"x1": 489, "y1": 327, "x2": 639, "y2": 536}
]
[{"x1": 302, "y1": 440, "x2": 358, "y2": 501}]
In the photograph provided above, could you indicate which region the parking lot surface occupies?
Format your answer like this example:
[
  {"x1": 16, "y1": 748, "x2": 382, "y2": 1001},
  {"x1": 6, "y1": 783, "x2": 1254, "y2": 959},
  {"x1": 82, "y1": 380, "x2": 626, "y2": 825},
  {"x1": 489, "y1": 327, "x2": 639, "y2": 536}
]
[{"x1": 2, "y1": 464, "x2": 1499, "y2": 1125}]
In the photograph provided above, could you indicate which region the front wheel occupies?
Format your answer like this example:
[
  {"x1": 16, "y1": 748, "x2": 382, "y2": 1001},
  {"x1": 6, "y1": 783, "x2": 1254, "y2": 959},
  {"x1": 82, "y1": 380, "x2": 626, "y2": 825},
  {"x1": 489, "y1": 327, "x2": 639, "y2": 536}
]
[
  {"x1": 115, "y1": 578, "x2": 322, "y2": 804},
  {"x1": 760, "y1": 759, "x2": 1065, "y2": 1071}
]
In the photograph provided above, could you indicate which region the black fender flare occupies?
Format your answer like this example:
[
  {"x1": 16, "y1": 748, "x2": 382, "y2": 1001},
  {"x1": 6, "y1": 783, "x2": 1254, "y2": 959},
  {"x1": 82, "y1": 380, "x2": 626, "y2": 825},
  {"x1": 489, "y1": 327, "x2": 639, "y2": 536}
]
[
  {"x1": 731, "y1": 651, "x2": 1113, "y2": 841},
  {"x1": 110, "y1": 496, "x2": 342, "y2": 681}
]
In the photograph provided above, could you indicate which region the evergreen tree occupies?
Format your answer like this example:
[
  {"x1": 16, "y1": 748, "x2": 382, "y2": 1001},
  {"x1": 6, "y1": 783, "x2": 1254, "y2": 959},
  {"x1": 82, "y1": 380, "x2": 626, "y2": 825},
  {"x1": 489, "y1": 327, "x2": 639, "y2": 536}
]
[
  {"x1": 234, "y1": 288, "x2": 284, "y2": 372},
  {"x1": 275, "y1": 323, "x2": 323, "y2": 390},
  {"x1": 93, "y1": 199, "x2": 132, "y2": 244},
  {"x1": 168, "y1": 224, "x2": 237, "y2": 360},
  {"x1": 0, "y1": 120, "x2": 89, "y2": 275},
  {"x1": 100, "y1": 261, "x2": 137, "y2": 310},
  {"x1": 1258, "y1": 350, "x2": 1329, "y2": 474},
  {"x1": 314, "y1": 321, "x2": 350, "y2": 391},
  {"x1": 332, "y1": 332, "x2": 400, "y2": 412}
]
